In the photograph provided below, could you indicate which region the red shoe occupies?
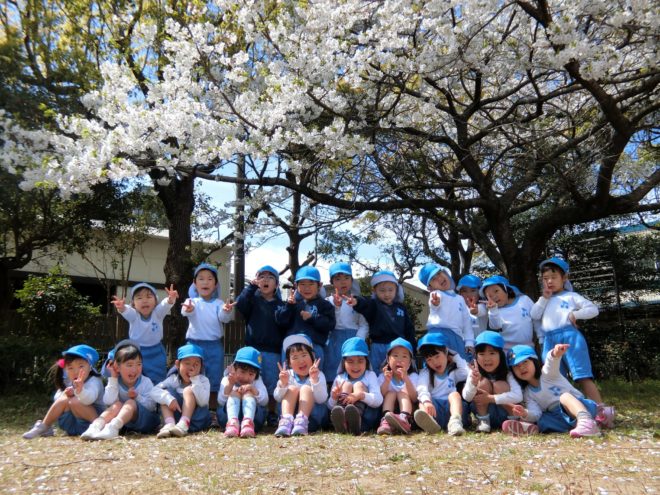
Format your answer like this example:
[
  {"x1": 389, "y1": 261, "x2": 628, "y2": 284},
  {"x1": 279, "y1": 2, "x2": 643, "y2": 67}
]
[
  {"x1": 224, "y1": 418, "x2": 240, "y2": 438},
  {"x1": 502, "y1": 419, "x2": 539, "y2": 436},
  {"x1": 239, "y1": 418, "x2": 256, "y2": 438},
  {"x1": 376, "y1": 417, "x2": 392, "y2": 435},
  {"x1": 385, "y1": 412, "x2": 411, "y2": 434}
]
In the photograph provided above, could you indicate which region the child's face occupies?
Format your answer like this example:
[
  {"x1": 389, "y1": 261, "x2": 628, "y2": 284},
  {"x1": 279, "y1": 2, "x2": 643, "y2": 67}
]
[
  {"x1": 288, "y1": 348, "x2": 314, "y2": 376},
  {"x1": 387, "y1": 347, "x2": 412, "y2": 374},
  {"x1": 257, "y1": 272, "x2": 277, "y2": 297},
  {"x1": 459, "y1": 287, "x2": 479, "y2": 305},
  {"x1": 132, "y1": 288, "x2": 157, "y2": 317},
  {"x1": 512, "y1": 359, "x2": 536, "y2": 382},
  {"x1": 425, "y1": 350, "x2": 449, "y2": 375},
  {"x1": 343, "y1": 356, "x2": 367, "y2": 379},
  {"x1": 296, "y1": 279, "x2": 320, "y2": 300},
  {"x1": 65, "y1": 358, "x2": 90, "y2": 382},
  {"x1": 484, "y1": 284, "x2": 509, "y2": 307},
  {"x1": 476, "y1": 345, "x2": 501, "y2": 373},
  {"x1": 177, "y1": 357, "x2": 202, "y2": 382},
  {"x1": 374, "y1": 281, "x2": 397, "y2": 304},
  {"x1": 428, "y1": 272, "x2": 452, "y2": 291},
  {"x1": 233, "y1": 365, "x2": 257, "y2": 385},
  {"x1": 332, "y1": 273, "x2": 353, "y2": 296},
  {"x1": 116, "y1": 357, "x2": 142, "y2": 386},
  {"x1": 541, "y1": 269, "x2": 568, "y2": 294},
  {"x1": 194, "y1": 269, "x2": 218, "y2": 299}
]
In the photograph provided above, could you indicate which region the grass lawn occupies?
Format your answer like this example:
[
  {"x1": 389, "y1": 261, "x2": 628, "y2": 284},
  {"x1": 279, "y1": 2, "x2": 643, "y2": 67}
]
[{"x1": 0, "y1": 380, "x2": 658, "y2": 494}]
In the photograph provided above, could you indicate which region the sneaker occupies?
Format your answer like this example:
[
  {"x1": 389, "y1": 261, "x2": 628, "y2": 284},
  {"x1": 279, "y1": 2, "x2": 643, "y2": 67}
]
[
  {"x1": 570, "y1": 417, "x2": 600, "y2": 438},
  {"x1": 95, "y1": 423, "x2": 120, "y2": 440},
  {"x1": 501, "y1": 419, "x2": 539, "y2": 436},
  {"x1": 224, "y1": 418, "x2": 240, "y2": 438},
  {"x1": 275, "y1": 416, "x2": 294, "y2": 437},
  {"x1": 414, "y1": 410, "x2": 442, "y2": 434},
  {"x1": 22, "y1": 420, "x2": 54, "y2": 440},
  {"x1": 447, "y1": 416, "x2": 466, "y2": 436},
  {"x1": 80, "y1": 422, "x2": 103, "y2": 441},
  {"x1": 291, "y1": 414, "x2": 309, "y2": 436},
  {"x1": 330, "y1": 406, "x2": 347, "y2": 433},
  {"x1": 595, "y1": 405, "x2": 616, "y2": 429},
  {"x1": 239, "y1": 418, "x2": 256, "y2": 438},
  {"x1": 170, "y1": 421, "x2": 189, "y2": 437},
  {"x1": 476, "y1": 414, "x2": 491, "y2": 433},
  {"x1": 385, "y1": 412, "x2": 411, "y2": 434},
  {"x1": 376, "y1": 417, "x2": 392, "y2": 435},
  {"x1": 344, "y1": 404, "x2": 362, "y2": 435},
  {"x1": 209, "y1": 410, "x2": 220, "y2": 429},
  {"x1": 156, "y1": 423, "x2": 176, "y2": 439}
]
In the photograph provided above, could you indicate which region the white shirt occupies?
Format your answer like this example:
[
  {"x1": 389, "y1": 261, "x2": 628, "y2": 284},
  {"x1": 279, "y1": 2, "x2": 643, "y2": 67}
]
[
  {"x1": 120, "y1": 299, "x2": 174, "y2": 347},
  {"x1": 273, "y1": 369, "x2": 328, "y2": 404},
  {"x1": 54, "y1": 375, "x2": 104, "y2": 408},
  {"x1": 182, "y1": 297, "x2": 234, "y2": 341},
  {"x1": 426, "y1": 290, "x2": 475, "y2": 346},
  {"x1": 326, "y1": 296, "x2": 369, "y2": 339},
  {"x1": 103, "y1": 375, "x2": 156, "y2": 411},
  {"x1": 150, "y1": 373, "x2": 210, "y2": 408},
  {"x1": 462, "y1": 371, "x2": 523, "y2": 405},
  {"x1": 416, "y1": 355, "x2": 469, "y2": 403},
  {"x1": 326, "y1": 369, "x2": 383, "y2": 409},
  {"x1": 487, "y1": 295, "x2": 540, "y2": 350},
  {"x1": 377, "y1": 371, "x2": 419, "y2": 393},
  {"x1": 217, "y1": 375, "x2": 268, "y2": 407},
  {"x1": 531, "y1": 291, "x2": 598, "y2": 342}
]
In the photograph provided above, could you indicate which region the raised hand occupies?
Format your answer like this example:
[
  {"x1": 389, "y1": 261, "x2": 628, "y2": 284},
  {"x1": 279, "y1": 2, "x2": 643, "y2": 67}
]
[
  {"x1": 381, "y1": 365, "x2": 392, "y2": 382},
  {"x1": 332, "y1": 289, "x2": 344, "y2": 308},
  {"x1": 345, "y1": 295, "x2": 358, "y2": 307},
  {"x1": 111, "y1": 296, "x2": 126, "y2": 312},
  {"x1": 182, "y1": 299, "x2": 194, "y2": 313},
  {"x1": 226, "y1": 364, "x2": 237, "y2": 386},
  {"x1": 165, "y1": 284, "x2": 179, "y2": 304},
  {"x1": 223, "y1": 298, "x2": 236, "y2": 312},
  {"x1": 277, "y1": 361, "x2": 289, "y2": 387},
  {"x1": 542, "y1": 278, "x2": 553, "y2": 299},
  {"x1": 470, "y1": 360, "x2": 481, "y2": 385},
  {"x1": 73, "y1": 367, "x2": 85, "y2": 394},
  {"x1": 287, "y1": 290, "x2": 297, "y2": 305},
  {"x1": 331, "y1": 384, "x2": 342, "y2": 400},
  {"x1": 486, "y1": 293, "x2": 497, "y2": 309},
  {"x1": 393, "y1": 364, "x2": 407, "y2": 381},
  {"x1": 109, "y1": 360, "x2": 119, "y2": 379},
  {"x1": 309, "y1": 358, "x2": 321, "y2": 383},
  {"x1": 430, "y1": 292, "x2": 441, "y2": 306},
  {"x1": 552, "y1": 343, "x2": 570, "y2": 358}
]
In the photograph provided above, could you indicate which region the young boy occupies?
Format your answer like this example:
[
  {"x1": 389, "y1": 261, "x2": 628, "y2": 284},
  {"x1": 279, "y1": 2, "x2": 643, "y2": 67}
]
[
  {"x1": 456, "y1": 274, "x2": 488, "y2": 339},
  {"x1": 530, "y1": 257, "x2": 615, "y2": 428}
]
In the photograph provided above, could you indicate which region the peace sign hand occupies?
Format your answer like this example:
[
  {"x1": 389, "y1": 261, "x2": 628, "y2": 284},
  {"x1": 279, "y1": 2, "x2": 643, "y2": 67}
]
[
  {"x1": 226, "y1": 364, "x2": 237, "y2": 386},
  {"x1": 73, "y1": 367, "x2": 85, "y2": 394},
  {"x1": 542, "y1": 278, "x2": 553, "y2": 299},
  {"x1": 182, "y1": 299, "x2": 194, "y2": 313},
  {"x1": 430, "y1": 292, "x2": 441, "y2": 306},
  {"x1": 309, "y1": 358, "x2": 321, "y2": 384},
  {"x1": 277, "y1": 361, "x2": 289, "y2": 387},
  {"x1": 165, "y1": 284, "x2": 178, "y2": 304},
  {"x1": 111, "y1": 296, "x2": 126, "y2": 313},
  {"x1": 287, "y1": 290, "x2": 297, "y2": 305},
  {"x1": 486, "y1": 293, "x2": 497, "y2": 309},
  {"x1": 223, "y1": 298, "x2": 236, "y2": 312}
]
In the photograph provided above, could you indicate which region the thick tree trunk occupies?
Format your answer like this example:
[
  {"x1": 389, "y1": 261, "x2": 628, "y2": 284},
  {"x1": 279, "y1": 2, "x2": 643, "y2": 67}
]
[{"x1": 0, "y1": 265, "x2": 13, "y2": 311}]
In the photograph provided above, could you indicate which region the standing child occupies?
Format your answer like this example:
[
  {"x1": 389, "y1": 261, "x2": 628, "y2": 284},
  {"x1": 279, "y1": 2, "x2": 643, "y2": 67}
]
[
  {"x1": 218, "y1": 346, "x2": 268, "y2": 438},
  {"x1": 152, "y1": 343, "x2": 210, "y2": 438},
  {"x1": 462, "y1": 331, "x2": 523, "y2": 433},
  {"x1": 234, "y1": 265, "x2": 286, "y2": 426},
  {"x1": 530, "y1": 257, "x2": 615, "y2": 427},
  {"x1": 274, "y1": 334, "x2": 328, "y2": 437},
  {"x1": 274, "y1": 266, "x2": 335, "y2": 371},
  {"x1": 376, "y1": 337, "x2": 419, "y2": 435},
  {"x1": 414, "y1": 334, "x2": 469, "y2": 436},
  {"x1": 323, "y1": 262, "x2": 369, "y2": 387},
  {"x1": 81, "y1": 340, "x2": 159, "y2": 440},
  {"x1": 419, "y1": 264, "x2": 474, "y2": 361},
  {"x1": 111, "y1": 282, "x2": 178, "y2": 385},
  {"x1": 23, "y1": 345, "x2": 104, "y2": 439},
  {"x1": 182, "y1": 263, "x2": 234, "y2": 426},
  {"x1": 328, "y1": 337, "x2": 383, "y2": 435},
  {"x1": 504, "y1": 344, "x2": 601, "y2": 437},
  {"x1": 347, "y1": 270, "x2": 417, "y2": 372},
  {"x1": 457, "y1": 274, "x2": 488, "y2": 339}
]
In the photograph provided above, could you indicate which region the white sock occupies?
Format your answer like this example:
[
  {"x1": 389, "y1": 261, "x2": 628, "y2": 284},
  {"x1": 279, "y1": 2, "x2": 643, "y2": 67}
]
[
  {"x1": 92, "y1": 418, "x2": 106, "y2": 429},
  {"x1": 109, "y1": 418, "x2": 124, "y2": 430}
]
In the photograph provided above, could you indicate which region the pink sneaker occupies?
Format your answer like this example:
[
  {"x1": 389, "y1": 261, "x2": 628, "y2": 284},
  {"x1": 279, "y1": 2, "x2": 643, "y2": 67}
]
[
  {"x1": 570, "y1": 417, "x2": 600, "y2": 438},
  {"x1": 385, "y1": 412, "x2": 411, "y2": 434},
  {"x1": 239, "y1": 418, "x2": 256, "y2": 438},
  {"x1": 291, "y1": 413, "x2": 309, "y2": 436},
  {"x1": 502, "y1": 419, "x2": 539, "y2": 436},
  {"x1": 595, "y1": 405, "x2": 616, "y2": 429},
  {"x1": 376, "y1": 417, "x2": 392, "y2": 435},
  {"x1": 224, "y1": 418, "x2": 240, "y2": 438}
]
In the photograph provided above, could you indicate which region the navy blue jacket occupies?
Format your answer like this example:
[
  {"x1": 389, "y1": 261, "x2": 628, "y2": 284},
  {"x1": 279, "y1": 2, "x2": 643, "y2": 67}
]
[
  {"x1": 235, "y1": 284, "x2": 286, "y2": 354},
  {"x1": 353, "y1": 296, "x2": 417, "y2": 352},
  {"x1": 274, "y1": 295, "x2": 336, "y2": 347}
]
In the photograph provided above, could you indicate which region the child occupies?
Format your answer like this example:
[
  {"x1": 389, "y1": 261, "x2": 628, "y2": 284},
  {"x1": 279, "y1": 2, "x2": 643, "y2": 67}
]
[
  {"x1": 81, "y1": 340, "x2": 160, "y2": 440},
  {"x1": 530, "y1": 257, "x2": 615, "y2": 427},
  {"x1": 182, "y1": 263, "x2": 234, "y2": 425},
  {"x1": 274, "y1": 334, "x2": 328, "y2": 436},
  {"x1": 456, "y1": 274, "x2": 488, "y2": 339},
  {"x1": 462, "y1": 331, "x2": 522, "y2": 433},
  {"x1": 111, "y1": 282, "x2": 178, "y2": 385},
  {"x1": 274, "y1": 266, "x2": 335, "y2": 371},
  {"x1": 480, "y1": 275, "x2": 539, "y2": 350},
  {"x1": 323, "y1": 262, "x2": 369, "y2": 386},
  {"x1": 151, "y1": 343, "x2": 210, "y2": 438},
  {"x1": 414, "y1": 333, "x2": 469, "y2": 436},
  {"x1": 23, "y1": 345, "x2": 104, "y2": 439},
  {"x1": 347, "y1": 270, "x2": 417, "y2": 372},
  {"x1": 376, "y1": 337, "x2": 418, "y2": 435},
  {"x1": 418, "y1": 263, "x2": 474, "y2": 361},
  {"x1": 328, "y1": 337, "x2": 383, "y2": 435},
  {"x1": 504, "y1": 344, "x2": 601, "y2": 437},
  {"x1": 234, "y1": 265, "x2": 286, "y2": 425},
  {"x1": 218, "y1": 346, "x2": 268, "y2": 438}
]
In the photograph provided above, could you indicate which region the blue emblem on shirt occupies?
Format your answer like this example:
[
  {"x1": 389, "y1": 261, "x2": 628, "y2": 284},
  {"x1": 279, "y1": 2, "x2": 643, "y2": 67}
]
[
  {"x1": 549, "y1": 385, "x2": 562, "y2": 397},
  {"x1": 561, "y1": 301, "x2": 570, "y2": 309},
  {"x1": 521, "y1": 308, "x2": 530, "y2": 318},
  {"x1": 151, "y1": 322, "x2": 158, "y2": 332},
  {"x1": 396, "y1": 308, "x2": 404, "y2": 317},
  {"x1": 448, "y1": 378, "x2": 455, "y2": 389}
]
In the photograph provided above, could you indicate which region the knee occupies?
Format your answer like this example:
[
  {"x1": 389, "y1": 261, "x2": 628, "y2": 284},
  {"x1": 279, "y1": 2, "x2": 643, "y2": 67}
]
[
  {"x1": 492, "y1": 380, "x2": 510, "y2": 394},
  {"x1": 183, "y1": 386, "x2": 195, "y2": 399},
  {"x1": 478, "y1": 378, "x2": 494, "y2": 392}
]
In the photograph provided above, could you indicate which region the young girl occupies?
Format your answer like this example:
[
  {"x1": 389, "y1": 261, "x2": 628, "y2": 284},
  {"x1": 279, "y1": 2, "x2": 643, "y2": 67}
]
[
  {"x1": 274, "y1": 334, "x2": 328, "y2": 437},
  {"x1": 504, "y1": 344, "x2": 601, "y2": 437},
  {"x1": 218, "y1": 346, "x2": 268, "y2": 438},
  {"x1": 111, "y1": 283, "x2": 178, "y2": 385},
  {"x1": 151, "y1": 343, "x2": 210, "y2": 438},
  {"x1": 23, "y1": 345, "x2": 104, "y2": 439},
  {"x1": 462, "y1": 331, "x2": 522, "y2": 432},
  {"x1": 81, "y1": 340, "x2": 159, "y2": 440},
  {"x1": 377, "y1": 337, "x2": 418, "y2": 435},
  {"x1": 327, "y1": 337, "x2": 383, "y2": 435},
  {"x1": 323, "y1": 262, "x2": 369, "y2": 387},
  {"x1": 456, "y1": 274, "x2": 488, "y2": 340},
  {"x1": 480, "y1": 275, "x2": 539, "y2": 351},
  {"x1": 414, "y1": 334, "x2": 469, "y2": 436},
  {"x1": 419, "y1": 264, "x2": 474, "y2": 360},
  {"x1": 182, "y1": 263, "x2": 234, "y2": 425}
]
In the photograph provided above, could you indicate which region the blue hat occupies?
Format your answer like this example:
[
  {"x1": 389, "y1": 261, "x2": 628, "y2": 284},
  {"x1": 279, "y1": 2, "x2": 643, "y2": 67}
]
[
  {"x1": 387, "y1": 337, "x2": 414, "y2": 356},
  {"x1": 341, "y1": 337, "x2": 369, "y2": 358},
  {"x1": 189, "y1": 263, "x2": 220, "y2": 299},
  {"x1": 194, "y1": 263, "x2": 219, "y2": 278},
  {"x1": 479, "y1": 275, "x2": 511, "y2": 298},
  {"x1": 475, "y1": 331, "x2": 505, "y2": 350},
  {"x1": 539, "y1": 257, "x2": 569, "y2": 274},
  {"x1": 507, "y1": 345, "x2": 539, "y2": 367},
  {"x1": 417, "y1": 333, "x2": 448, "y2": 350},
  {"x1": 329, "y1": 262, "x2": 353, "y2": 280},
  {"x1": 282, "y1": 333, "x2": 314, "y2": 353},
  {"x1": 63, "y1": 344, "x2": 99, "y2": 367},
  {"x1": 256, "y1": 265, "x2": 279, "y2": 280},
  {"x1": 418, "y1": 264, "x2": 455, "y2": 290},
  {"x1": 177, "y1": 343, "x2": 204, "y2": 361},
  {"x1": 234, "y1": 346, "x2": 262, "y2": 370},
  {"x1": 457, "y1": 274, "x2": 481, "y2": 290},
  {"x1": 130, "y1": 282, "x2": 158, "y2": 300},
  {"x1": 295, "y1": 266, "x2": 321, "y2": 283},
  {"x1": 370, "y1": 270, "x2": 398, "y2": 287}
]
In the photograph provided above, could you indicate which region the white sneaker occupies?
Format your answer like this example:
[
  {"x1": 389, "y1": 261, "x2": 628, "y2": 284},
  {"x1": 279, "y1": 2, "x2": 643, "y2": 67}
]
[
  {"x1": 81, "y1": 422, "x2": 104, "y2": 441},
  {"x1": 156, "y1": 423, "x2": 175, "y2": 439},
  {"x1": 447, "y1": 417, "x2": 465, "y2": 436},
  {"x1": 170, "y1": 421, "x2": 189, "y2": 437},
  {"x1": 413, "y1": 410, "x2": 441, "y2": 434},
  {"x1": 22, "y1": 420, "x2": 54, "y2": 439},
  {"x1": 476, "y1": 415, "x2": 491, "y2": 433},
  {"x1": 95, "y1": 423, "x2": 120, "y2": 440}
]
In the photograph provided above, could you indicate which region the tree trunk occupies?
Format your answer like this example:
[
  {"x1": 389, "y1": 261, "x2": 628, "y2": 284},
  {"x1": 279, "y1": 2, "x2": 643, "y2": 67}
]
[{"x1": 0, "y1": 265, "x2": 13, "y2": 311}]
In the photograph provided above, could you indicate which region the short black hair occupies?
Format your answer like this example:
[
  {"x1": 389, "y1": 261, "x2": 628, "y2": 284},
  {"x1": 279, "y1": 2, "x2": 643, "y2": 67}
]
[
  {"x1": 540, "y1": 263, "x2": 566, "y2": 276},
  {"x1": 114, "y1": 344, "x2": 142, "y2": 364},
  {"x1": 285, "y1": 343, "x2": 315, "y2": 366}
]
